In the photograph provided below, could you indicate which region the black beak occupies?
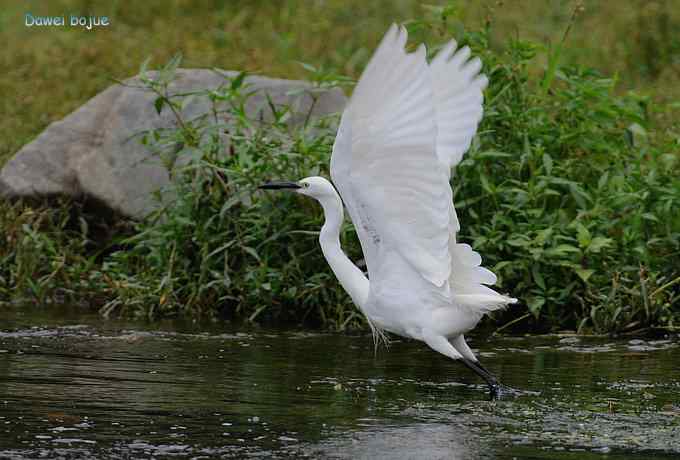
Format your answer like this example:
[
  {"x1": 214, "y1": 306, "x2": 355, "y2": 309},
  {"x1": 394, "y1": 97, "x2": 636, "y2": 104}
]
[{"x1": 259, "y1": 181, "x2": 301, "y2": 190}]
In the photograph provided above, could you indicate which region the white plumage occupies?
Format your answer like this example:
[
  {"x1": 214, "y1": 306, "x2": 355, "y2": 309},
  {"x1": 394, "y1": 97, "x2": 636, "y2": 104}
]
[{"x1": 261, "y1": 24, "x2": 517, "y2": 398}]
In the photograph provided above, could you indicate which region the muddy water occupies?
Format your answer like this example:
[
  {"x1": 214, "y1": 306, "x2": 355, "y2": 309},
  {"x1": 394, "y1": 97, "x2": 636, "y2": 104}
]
[{"x1": 0, "y1": 306, "x2": 678, "y2": 459}]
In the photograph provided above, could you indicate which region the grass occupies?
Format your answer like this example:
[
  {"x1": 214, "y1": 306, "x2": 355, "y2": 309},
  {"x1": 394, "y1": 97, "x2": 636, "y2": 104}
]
[
  {"x1": 3, "y1": 0, "x2": 679, "y2": 164},
  {"x1": 1, "y1": 1, "x2": 679, "y2": 333}
]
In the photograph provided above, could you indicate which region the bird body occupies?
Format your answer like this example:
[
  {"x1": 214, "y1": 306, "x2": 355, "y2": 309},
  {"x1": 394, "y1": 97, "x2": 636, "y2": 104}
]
[
  {"x1": 261, "y1": 24, "x2": 517, "y2": 397},
  {"x1": 298, "y1": 176, "x2": 510, "y2": 350}
]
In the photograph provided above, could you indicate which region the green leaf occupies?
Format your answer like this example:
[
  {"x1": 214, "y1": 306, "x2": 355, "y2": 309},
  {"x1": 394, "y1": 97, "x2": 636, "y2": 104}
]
[
  {"x1": 297, "y1": 62, "x2": 317, "y2": 73},
  {"x1": 248, "y1": 304, "x2": 268, "y2": 322},
  {"x1": 542, "y1": 153, "x2": 553, "y2": 174},
  {"x1": 219, "y1": 195, "x2": 245, "y2": 219},
  {"x1": 163, "y1": 52, "x2": 182, "y2": 74},
  {"x1": 542, "y1": 42, "x2": 562, "y2": 93},
  {"x1": 180, "y1": 95, "x2": 195, "y2": 111},
  {"x1": 154, "y1": 97, "x2": 165, "y2": 115},
  {"x1": 587, "y1": 237, "x2": 613, "y2": 253},
  {"x1": 474, "y1": 150, "x2": 513, "y2": 159},
  {"x1": 532, "y1": 264, "x2": 546, "y2": 290},
  {"x1": 139, "y1": 56, "x2": 152, "y2": 76},
  {"x1": 230, "y1": 71, "x2": 247, "y2": 90},
  {"x1": 157, "y1": 53, "x2": 182, "y2": 85},
  {"x1": 597, "y1": 171, "x2": 609, "y2": 190},
  {"x1": 493, "y1": 261, "x2": 512, "y2": 272},
  {"x1": 206, "y1": 241, "x2": 234, "y2": 259},
  {"x1": 545, "y1": 244, "x2": 581, "y2": 257},
  {"x1": 479, "y1": 174, "x2": 494, "y2": 194},
  {"x1": 507, "y1": 236, "x2": 530, "y2": 247},
  {"x1": 576, "y1": 224, "x2": 591, "y2": 248},
  {"x1": 569, "y1": 184, "x2": 591, "y2": 209},
  {"x1": 528, "y1": 296, "x2": 545, "y2": 318},
  {"x1": 242, "y1": 246, "x2": 261, "y2": 262},
  {"x1": 625, "y1": 122, "x2": 647, "y2": 148},
  {"x1": 575, "y1": 267, "x2": 595, "y2": 283}
]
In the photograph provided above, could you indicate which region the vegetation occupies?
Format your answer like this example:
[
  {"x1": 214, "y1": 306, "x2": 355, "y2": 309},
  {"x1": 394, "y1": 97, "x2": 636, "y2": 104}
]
[
  {"x1": 3, "y1": 0, "x2": 680, "y2": 165},
  {"x1": 1, "y1": 2, "x2": 678, "y2": 333}
]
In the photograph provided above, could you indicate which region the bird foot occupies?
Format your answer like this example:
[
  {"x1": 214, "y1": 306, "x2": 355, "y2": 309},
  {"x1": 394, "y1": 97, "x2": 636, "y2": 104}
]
[
  {"x1": 488, "y1": 383, "x2": 536, "y2": 400},
  {"x1": 459, "y1": 358, "x2": 536, "y2": 400}
]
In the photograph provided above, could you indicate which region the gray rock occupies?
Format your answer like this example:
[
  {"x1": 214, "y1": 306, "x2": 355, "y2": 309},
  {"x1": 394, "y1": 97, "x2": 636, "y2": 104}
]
[{"x1": 0, "y1": 69, "x2": 346, "y2": 218}]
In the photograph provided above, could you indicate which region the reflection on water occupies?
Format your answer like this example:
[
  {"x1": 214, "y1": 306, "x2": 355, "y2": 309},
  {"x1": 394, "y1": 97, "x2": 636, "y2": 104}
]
[
  {"x1": 306, "y1": 423, "x2": 486, "y2": 459},
  {"x1": 0, "y1": 306, "x2": 678, "y2": 459}
]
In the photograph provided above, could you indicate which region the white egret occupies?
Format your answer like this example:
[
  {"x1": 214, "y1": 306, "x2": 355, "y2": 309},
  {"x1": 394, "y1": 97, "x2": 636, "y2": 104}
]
[{"x1": 261, "y1": 24, "x2": 517, "y2": 398}]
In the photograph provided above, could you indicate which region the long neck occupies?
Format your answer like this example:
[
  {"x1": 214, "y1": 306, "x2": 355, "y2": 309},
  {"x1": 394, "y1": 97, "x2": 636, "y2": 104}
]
[{"x1": 318, "y1": 192, "x2": 370, "y2": 308}]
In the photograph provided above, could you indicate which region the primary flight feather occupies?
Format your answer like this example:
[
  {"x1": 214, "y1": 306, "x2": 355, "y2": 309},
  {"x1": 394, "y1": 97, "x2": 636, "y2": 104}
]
[{"x1": 261, "y1": 24, "x2": 517, "y2": 398}]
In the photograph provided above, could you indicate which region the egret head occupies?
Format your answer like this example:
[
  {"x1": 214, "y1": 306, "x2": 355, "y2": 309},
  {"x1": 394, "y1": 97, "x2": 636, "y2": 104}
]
[{"x1": 259, "y1": 176, "x2": 336, "y2": 200}]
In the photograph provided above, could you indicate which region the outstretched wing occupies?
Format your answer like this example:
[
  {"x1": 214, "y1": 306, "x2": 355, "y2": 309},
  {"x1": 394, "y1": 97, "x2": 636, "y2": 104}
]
[
  {"x1": 331, "y1": 24, "x2": 512, "y2": 307},
  {"x1": 331, "y1": 24, "x2": 451, "y2": 287},
  {"x1": 428, "y1": 37, "x2": 514, "y2": 307},
  {"x1": 430, "y1": 40, "x2": 488, "y2": 170}
]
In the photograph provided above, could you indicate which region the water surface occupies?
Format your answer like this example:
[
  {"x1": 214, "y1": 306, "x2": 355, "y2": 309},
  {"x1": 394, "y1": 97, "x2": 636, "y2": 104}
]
[{"x1": 1, "y1": 306, "x2": 678, "y2": 459}]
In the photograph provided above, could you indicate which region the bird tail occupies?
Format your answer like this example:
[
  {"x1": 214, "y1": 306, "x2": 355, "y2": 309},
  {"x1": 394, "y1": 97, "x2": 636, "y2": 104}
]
[
  {"x1": 449, "y1": 243, "x2": 517, "y2": 314},
  {"x1": 452, "y1": 293, "x2": 517, "y2": 314}
]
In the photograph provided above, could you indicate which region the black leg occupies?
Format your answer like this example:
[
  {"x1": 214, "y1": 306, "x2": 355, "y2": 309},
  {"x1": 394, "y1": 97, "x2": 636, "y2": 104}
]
[
  {"x1": 461, "y1": 358, "x2": 501, "y2": 399},
  {"x1": 460, "y1": 358, "x2": 524, "y2": 400},
  {"x1": 471, "y1": 360, "x2": 496, "y2": 380}
]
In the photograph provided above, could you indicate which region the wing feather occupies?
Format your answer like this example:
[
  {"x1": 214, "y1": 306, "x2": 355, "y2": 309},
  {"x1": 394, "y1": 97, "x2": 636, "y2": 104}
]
[
  {"x1": 331, "y1": 24, "x2": 515, "y2": 311},
  {"x1": 332, "y1": 24, "x2": 450, "y2": 287},
  {"x1": 430, "y1": 39, "x2": 515, "y2": 308},
  {"x1": 431, "y1": 43, "x2": 488, "y2": 169}
]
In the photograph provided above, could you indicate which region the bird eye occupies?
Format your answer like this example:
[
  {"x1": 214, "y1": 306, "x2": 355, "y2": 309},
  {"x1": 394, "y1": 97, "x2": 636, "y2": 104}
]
[{"x1": 303, "y1": 182, "x2": 310, "y2": 188}]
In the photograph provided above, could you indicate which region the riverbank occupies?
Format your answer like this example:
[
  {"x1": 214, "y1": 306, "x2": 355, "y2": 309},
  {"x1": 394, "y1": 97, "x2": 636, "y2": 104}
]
[{"x1": 1, "y1": 2, "x2": 678, "y2": 333}]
